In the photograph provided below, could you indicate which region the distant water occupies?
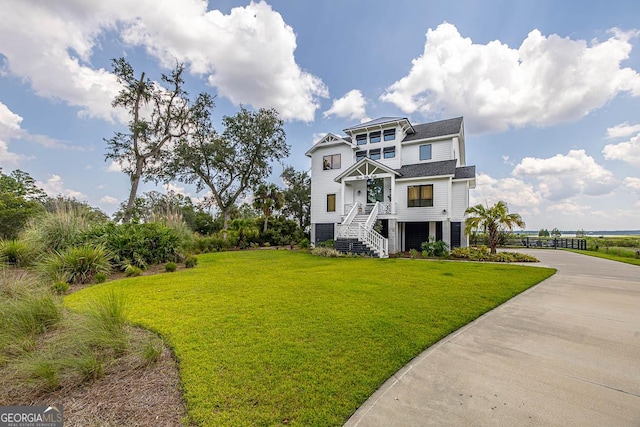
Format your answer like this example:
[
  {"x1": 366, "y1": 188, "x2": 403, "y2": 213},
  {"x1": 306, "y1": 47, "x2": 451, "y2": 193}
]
[{"x1": 523, "y1": 230, "x2": 640, "y2": 237}]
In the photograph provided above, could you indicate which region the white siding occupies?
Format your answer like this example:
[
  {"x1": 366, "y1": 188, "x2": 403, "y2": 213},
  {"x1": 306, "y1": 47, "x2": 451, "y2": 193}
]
[
  {"x1": 394, "y1": 178, "x2": 450, "y2": 222},
  {"x1": 310, "y1": 143, "x2": 352, "y2": 223},
  {"x1": 451, "y1": 181, "x2": 469, "y2": 221},
  {"x1": 400, "y1": 138, "x2": 454, "y2": 166}
]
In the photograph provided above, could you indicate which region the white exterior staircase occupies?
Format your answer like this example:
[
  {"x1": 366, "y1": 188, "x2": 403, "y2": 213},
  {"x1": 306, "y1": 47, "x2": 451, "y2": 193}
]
[{"x1": 336, "y1": 202, "x2": 389, "y2": 258}]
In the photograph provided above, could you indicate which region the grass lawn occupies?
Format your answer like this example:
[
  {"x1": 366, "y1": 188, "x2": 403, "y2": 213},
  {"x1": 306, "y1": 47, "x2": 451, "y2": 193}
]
[
  {"x1": 565, "y1": 249, "x2": 640, "y2": 267},
  {"x1": 65, "y1": 250, "x2": 555, "y2": 426}
]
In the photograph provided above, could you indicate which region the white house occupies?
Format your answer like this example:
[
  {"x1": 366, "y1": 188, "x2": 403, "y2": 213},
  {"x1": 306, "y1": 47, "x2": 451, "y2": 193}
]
[{"x1": 305, "y1": 116, "x2": 475, "y2": 257}]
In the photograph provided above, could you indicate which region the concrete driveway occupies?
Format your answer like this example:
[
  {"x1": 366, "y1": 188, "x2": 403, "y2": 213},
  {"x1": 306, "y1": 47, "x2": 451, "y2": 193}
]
[{"x1": 345, "y1": 250, "x2": 640, "y2": 426}]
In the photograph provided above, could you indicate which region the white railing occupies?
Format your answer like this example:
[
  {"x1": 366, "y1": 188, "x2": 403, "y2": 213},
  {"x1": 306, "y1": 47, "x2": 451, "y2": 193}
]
[
  {"x1": 365, "y1": 201, "x2": 380, "y2": 229},
  {"x1": 342, "y1": 202, "x2": 360, "y2": 225},
  {"x1": 361, "y1": 225, "x2": 388, "y2": 258}
]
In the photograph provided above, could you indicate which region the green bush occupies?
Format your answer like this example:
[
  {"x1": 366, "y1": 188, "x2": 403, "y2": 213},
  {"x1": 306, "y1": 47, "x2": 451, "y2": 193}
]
[
  {"x1": 51, "y1": 282, "x2": 69, "y2": 295},
  {"x1": 298, "y1": 238, "x2": 310, "y2": 249},
  {"x1": 421, "y1": 238, "x2": 449, "y2": 257},
  {"x1": 94, "y1": 272, "x2": 107, "y2": 284},
  {"x1": 185, "y1": 255, "x2": 198, "y2": 268},
  {"x1": 409, "y1": 248, "x2": 418, "y2": 259},
  {"x1": 0, "y1": 239, "x2": 40, "y2": 267},
  {"x1": 39, "y1": 244, "x2": 111, "y2": 284},
  {"x1": 124, "y1": 265, "x2": 142, "y2": 277},
  {"x1": 311, "y1": 247, "x2": 342, "y2": 257},
  {"x1": 92, "y1": 222, "x2": 184, "y2": 268},
  {"x1": 165, "y1": 262, "x2": 178, "y2": 272},
  {"x1": 317, "y1": 239, "x2": 335, "y2": 248},
  {"x1": 22, "y1": 208, "x2": 99, "y2": 253},
  {"x1": 450, "y1": 246, "x2": 538, "y2": 262}
]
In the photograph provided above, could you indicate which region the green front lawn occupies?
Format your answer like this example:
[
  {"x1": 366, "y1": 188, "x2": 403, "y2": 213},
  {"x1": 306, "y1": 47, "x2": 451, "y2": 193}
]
[
  {"x1": 565, "y1": 249, "x2": 640, "y2": 266},
  {"x1": 66, "y1": 251, "x2": 555, "y2": 426}
]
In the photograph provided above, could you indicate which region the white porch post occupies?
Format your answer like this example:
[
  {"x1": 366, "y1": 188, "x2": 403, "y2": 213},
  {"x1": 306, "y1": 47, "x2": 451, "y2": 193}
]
[
  {"x1": 391, "y1": 175, "x2": 396, "y2": 214},
  {"x1": 341, "y1": 179, "x2": 346, "y2": 216}
]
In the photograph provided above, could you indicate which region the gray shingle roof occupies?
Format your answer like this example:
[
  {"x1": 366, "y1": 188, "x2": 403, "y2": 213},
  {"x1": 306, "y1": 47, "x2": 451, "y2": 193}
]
[
  {"x1": 402, "y1": 117, "x2": 463, "y2": 142},
  {"x1": 454, "y1": 166, "x2": 475, "y2": 179},
  {"x1": 395, "y1": 160, "x2": 457, "y2": 179}
]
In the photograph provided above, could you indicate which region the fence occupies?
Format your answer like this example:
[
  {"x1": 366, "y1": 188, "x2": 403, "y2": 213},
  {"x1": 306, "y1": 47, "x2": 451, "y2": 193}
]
[{"x1": 507, "y1": 237, "x2": 587, "y2": 250}]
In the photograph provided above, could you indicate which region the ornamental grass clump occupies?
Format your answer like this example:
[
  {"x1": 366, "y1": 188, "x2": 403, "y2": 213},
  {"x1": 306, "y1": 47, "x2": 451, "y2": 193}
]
[
  {"x1": 39, "y1": 244, "x2": 112, "y2": 284},
  {"x1": 0, "y1": 239, "x2": 40, "y2": 267}
]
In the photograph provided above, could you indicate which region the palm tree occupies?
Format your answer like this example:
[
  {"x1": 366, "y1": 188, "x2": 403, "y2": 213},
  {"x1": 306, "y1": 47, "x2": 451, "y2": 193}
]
[
  {"x1": 252, "y1": 183, "x2": 284, "y2": 233},
  {"x1": 228, "y1": 218, "x2": 259, "y2": 249},
  {"x1": 465, "y1": 201, "x2": 525, "y2": 254}
]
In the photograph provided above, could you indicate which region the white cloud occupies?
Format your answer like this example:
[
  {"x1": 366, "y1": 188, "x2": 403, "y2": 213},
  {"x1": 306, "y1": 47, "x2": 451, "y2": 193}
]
[
  {"x1": 0, "y1": 0, "x2": 327, "y2": 123},
  {"x1": 602, "y1": 134, "x2": 640, "y2": 166},
  {"x1": 99, "y1": 195, "x2": 119, "y2": 204},
  {"x1": 323, "y1": 90, "x2": 368, "y2": 121},
  {"x1": 381, "y1": 23, "x2": 640, "y2": 133},
  {"x1": 0, "y1": 140, "x2": 27, "y2": 168},
  {"x1": 513, "y1": 149, "x2": 617, "y2": 200},
  {"x1": 164, "y1": 182, "x2": 188, "y2": 196},
  {"x1": 37, "y1": 175, "x2": 87, "y2": 199},
  {"x1": 623, "y1": 177, "x2": 640, "y2": 191},
  {"x1": 312, "y1": 133, "x2": 328, "y2": 143},
  {"x1": 606, "y1": 122, "x2": 640, "y2": 138},
  {"x1": 470, "y1": 173, "x2": 542, "y2": 209}
]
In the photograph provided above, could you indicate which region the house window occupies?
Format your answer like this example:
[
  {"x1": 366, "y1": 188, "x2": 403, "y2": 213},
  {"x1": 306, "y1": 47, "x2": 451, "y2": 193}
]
[
  {"x1": 323, "y1": 154, "x2": 341, "y2": 170},
  {"x1": 356, "y1": 134, "x2": 367, "y2": 145},
  {"x1": 383, "y1": 146, "x2": 395, "y2": 159},
  {"x1": 369, "y1": 148, "x2": 381, "y2": 160},
  {"x1": 370, "y1": 131, "x2": 381, "y2": 143},
  {"x1": 327, "y1": 194, "x2": 336, "y2": 212},
  {"x1": 356, "y1": 151, "x2": 366, "y2": 161},
  {"x1": 407, "y1": 185, "x2": 433, "y2": 207},
  {"x1": 419, "y1": 144, "x2": 432, "y2": 161},
  {"x1": 383, "y1": 129, "x2": 396, "y2": 141}
]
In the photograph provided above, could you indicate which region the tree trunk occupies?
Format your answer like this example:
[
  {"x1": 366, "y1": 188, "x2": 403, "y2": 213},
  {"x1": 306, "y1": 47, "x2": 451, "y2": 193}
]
[{"x1": 122, "y1": 157, "x2": 145, "y2": 223}]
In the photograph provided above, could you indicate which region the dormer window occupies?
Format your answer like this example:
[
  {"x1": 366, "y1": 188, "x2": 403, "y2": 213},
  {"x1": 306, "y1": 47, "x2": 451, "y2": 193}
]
[
  {"x1": 419, "y1": 144, "x2": 432, "y2": 161},
  {"x1": 383, "y1": 129, "x2": 395, "y2": 141},
  {"x1": 370, "y1": 131, "x2": 381, "y2": 143},
  {"x1": 383, "y1": 146, "x2": 395, "y2": 159},
  {"x1": 369, "y1": 148, "x2": 381, "y2": 160},
  {"x1": 356, "y1": 134, "x2": 367, "y2": 145}
]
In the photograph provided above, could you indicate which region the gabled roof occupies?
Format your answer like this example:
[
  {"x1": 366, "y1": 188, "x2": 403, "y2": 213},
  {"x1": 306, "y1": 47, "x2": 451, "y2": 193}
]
[
  {"x1": 402, "y1": 117, "x2": 463, "y2": 143},
  {"x1": 395, "y1": 160, "x2": 457, "y2": 179},
  {"x1": 344, "y1": 117, "x2": 415, "y2": 135},
  {"x1": 334, "y1": 157, "x2": 401, "y2": 182},
  {"x1": 304, "y1": 133, "x2": 354, "y2": 157}
]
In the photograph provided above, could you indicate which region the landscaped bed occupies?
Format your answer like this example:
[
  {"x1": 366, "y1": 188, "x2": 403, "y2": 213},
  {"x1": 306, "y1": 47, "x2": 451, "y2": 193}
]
[{"x1": 65, "y1": 250, "x2": 555, "y2": 426}]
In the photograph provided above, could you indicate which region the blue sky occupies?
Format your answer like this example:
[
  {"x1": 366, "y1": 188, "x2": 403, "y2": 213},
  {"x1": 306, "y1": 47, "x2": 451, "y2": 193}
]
[{"x1": 1, "y1": 0, "x2": 639, "y2": 230}]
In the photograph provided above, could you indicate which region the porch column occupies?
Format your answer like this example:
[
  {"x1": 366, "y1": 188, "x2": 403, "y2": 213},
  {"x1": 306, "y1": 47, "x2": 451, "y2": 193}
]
[
  {"x1": 390, "y1": 175, "x2": 396, "y2": 214},
  {"x1": 340, "y1": 179, "x2": 346, "y2": 216}
]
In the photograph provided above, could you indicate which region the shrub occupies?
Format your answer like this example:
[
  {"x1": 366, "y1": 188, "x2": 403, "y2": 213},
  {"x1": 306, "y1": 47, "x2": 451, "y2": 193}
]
[
  {"x1": 51, "y1": 282, "x2": 69, "y2": 295},
  {"x1": 421, "y1": 238, "x2": 449, "y2": 257},
  {"x1": 165, "y1": 262, "x2": 177, "y2": 272},
  {"x1": 94, "y1": 272, "x2": 107, "y2": 284},
  {"x1": 0, "y1": 239, "x2": 40, "y2": 267},
  {"x1": 298, "y1": 238, "x2": 310, "y2": 249},
  {"x1": 311, "y1": 247, "x2": 342, "y2": 257},
  {"x1": 124, "y1": 265, "x2": 142, "y2": 277},
  {"x1": 185, "y1": 255, "x2": 198, "y2": 268},
  {"x1": 22, "y1": 208, "x2": 99, "y2": 253},
  {"x1": 39, "y1": 244, "x2": 112, "y2": 284},
  {"x1": 449, "y1": 247, "x2": 538, "y2": 262},
  {"x1": 409, "y1": 248, "x2": 418, "y2": 259}
]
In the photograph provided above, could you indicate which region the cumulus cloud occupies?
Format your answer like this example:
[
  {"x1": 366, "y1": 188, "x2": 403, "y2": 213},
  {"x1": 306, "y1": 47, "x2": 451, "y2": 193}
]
[
  {"x1": 513, "y1": 149, "x2": 617, "y2": 200},
  {"x1": 37, "y1": 175, "x2": 87, "y2": 199},
  {"x1": 470, "y1": 173, "x2": 542, "y2": 208},
  {"x1": 603, "y1": 134, "x2": 640, "y2": 166},
  {"x1": 0, "y1": 0, "x2": 326, "y2": 123},
  {"x1": 99, "y1": 195, "x2": 119, "y2": 204},
  {"x1": 624, "y1": 177, "x2": 640, "y2": 191},
  {"x1": 606, "y1": 122, "x2": 640, "y2": 138},
  {"x1": 323, "y1": 90, "x2": 369, "y2": 121},
  {"x1": 381, "y1": 23, "x2": 640, "y2": 133}
]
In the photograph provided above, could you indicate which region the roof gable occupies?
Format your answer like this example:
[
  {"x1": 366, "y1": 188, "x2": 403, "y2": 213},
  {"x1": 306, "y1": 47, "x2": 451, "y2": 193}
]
[
  {"x1": 334, "y1": 158, "x2": 401, "y2": 182},
  {"x1": 304, "y1": 133, "x2": 354, "y2": 157}
]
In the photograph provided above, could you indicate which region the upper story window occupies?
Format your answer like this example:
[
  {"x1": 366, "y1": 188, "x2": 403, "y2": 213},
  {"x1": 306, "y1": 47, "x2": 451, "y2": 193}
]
[
  {"x1": 419, "y1": 144, "x2": 432, "y2": 161},
  {"x1": 407, "y1": 184, "x2": 433, "y2": 207},
  {"x1": 369, "y1": 148, "x2": 381, "y2": 160},
  {"x1": 369, "y1": 131, "x2": 381, "y2": 143},
  {"x1": 383, "y1": 146, "x2": 395, "y2": 159},
  {"x1": 356, "y1": 151, "x2": 366, "y2": 162},
  {"x1": 323, "y1": 154, "x2": 341, "y2": 170},
  {"x1": 383, "y1": 129, "x2": 396, "y2": 141},
  {"x1": 356, "y1": 134, "x2": 367, "y2": 145}
]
